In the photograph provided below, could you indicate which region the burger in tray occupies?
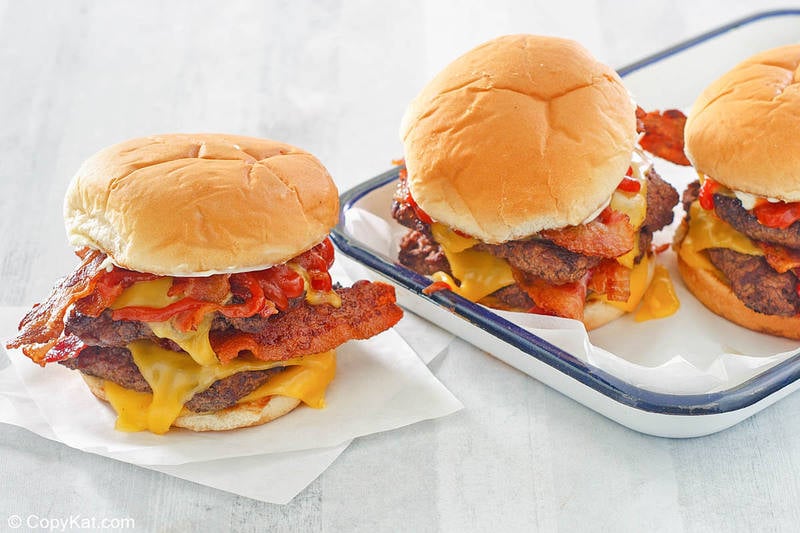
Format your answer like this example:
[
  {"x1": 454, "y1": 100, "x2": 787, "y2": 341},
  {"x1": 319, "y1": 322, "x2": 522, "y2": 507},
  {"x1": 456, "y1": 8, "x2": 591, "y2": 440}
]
[
  {"x1": 392, "y1": 34, "x2": 683, "y2": 329},
  {"x1": 6, "y1": 133, "x2": 404, "y2": 433},
  {"x1": 676, "y1": 44, "x2": 800, "y2": 339}
]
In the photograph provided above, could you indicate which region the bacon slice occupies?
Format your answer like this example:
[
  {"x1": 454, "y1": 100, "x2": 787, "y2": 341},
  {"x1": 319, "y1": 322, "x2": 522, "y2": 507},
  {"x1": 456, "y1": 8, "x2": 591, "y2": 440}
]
[
  {"x1": 7, "y1": 250, "x2": 108, "y2": 365},
  {"x1": 588, "y1": 259, "x2": 631, "y2": 302},
  {"x1": 757, "y1": 241, "x2": 800, "y2": 273},
  {"x1": 74, "y1": 268, "x2": 158, "y2": 316},
  {"x1": 541, "y1": 208, "x2": 635, "y2": 258},
  {"x1": 636, "y1": 106, "x2": 691, "y2": 166},
  {"x1": 211, "y1": 281, "x2": 403, "y2": 363},
  {"x1": 513, "y1": 270, "x2": 589, "y2": 321},
  {"x1": 169, "y1": 275, "x2": 231, "y2": 303}
]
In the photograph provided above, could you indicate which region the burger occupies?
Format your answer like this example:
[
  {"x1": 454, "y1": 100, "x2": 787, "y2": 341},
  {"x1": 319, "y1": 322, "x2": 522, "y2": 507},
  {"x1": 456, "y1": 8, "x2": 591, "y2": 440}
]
[
  {"x1": 676, "y1": 44, "x2": 800, "y2": 339},
  {"x1": 6, "y1": 133, "x2": 403, "y2": 433},
  {"x1": 392, "y1": 34, "x2": 680, "y2": 329}
]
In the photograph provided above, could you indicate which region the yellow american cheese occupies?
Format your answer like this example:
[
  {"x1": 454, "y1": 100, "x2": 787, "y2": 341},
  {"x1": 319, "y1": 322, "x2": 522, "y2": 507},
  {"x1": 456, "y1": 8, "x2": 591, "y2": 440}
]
[
  {"x1": 634, "y1": 265, "x2": 679, "y2": 322},
  {"x1": 111, "y1": 277, "x2": 178, "y2": 309},
  {"x1": 430, "y1": 223, "x2": 515, "y2": 302},
  {"x1": 609, "y1": 180, "x2": 648, "y2": 231},
  {"x1": 678, "y1": 200, "x2": 763, "y2": 273},
  {"x1": 103, "y1": 264, "x2": 340, "y2": 434},
  {"x1": 104, "y1": 343, "x2": 336, "y2": 434}
]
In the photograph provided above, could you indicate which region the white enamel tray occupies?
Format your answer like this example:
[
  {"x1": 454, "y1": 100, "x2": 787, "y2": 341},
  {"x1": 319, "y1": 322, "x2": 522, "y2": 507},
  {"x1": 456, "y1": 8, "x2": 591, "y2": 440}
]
[{"x1": 332, "y1": 10, "x2": 800, "y2": 438}]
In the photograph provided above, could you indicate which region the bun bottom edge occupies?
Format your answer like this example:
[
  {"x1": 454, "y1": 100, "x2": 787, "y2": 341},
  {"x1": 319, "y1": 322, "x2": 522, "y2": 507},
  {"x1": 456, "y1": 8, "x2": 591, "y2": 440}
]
[{"x1": 81, "y1": 374, "x2": 302, "y2": 432}]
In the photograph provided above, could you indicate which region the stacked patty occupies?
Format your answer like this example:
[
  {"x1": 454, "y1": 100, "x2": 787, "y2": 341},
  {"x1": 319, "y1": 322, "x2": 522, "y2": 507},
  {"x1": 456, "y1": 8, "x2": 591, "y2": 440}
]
[
  {"x1": 60, "y1": 279, "x2": 400, "y2": 412},
  {"x1": 682, "y1": 182, "x2": 800, "y2": 316}
]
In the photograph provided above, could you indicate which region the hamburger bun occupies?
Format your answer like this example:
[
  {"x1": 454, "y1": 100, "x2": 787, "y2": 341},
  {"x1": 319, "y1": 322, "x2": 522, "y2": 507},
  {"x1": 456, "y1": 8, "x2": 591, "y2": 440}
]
[
  {"x1": 400, "y1": 34, "x2": 637, "y2": 243},
  {"x1": 81, "y1": 374, "x2": 303, "y2": 432},
  {"x1": 64, "y1": 133, "x2": 339, "y2": 276},
  {"x1": 684, "y1": 44, "x2": 800, "y2": 201},
  {"x1": 676, "y1": 256, "x2": 800, "y2": 340},
  {"x1": 582, "y1": 302, "x2": 627, "y2": 332}
]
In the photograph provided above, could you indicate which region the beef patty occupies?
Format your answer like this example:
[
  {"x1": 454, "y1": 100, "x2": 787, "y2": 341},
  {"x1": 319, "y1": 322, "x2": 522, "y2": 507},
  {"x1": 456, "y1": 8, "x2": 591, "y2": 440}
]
[
  {"x1": 60, "y1": 346, "x2": 285, "y2": 413},
  {"x1": 398, "y1": 230, "x2": 452, "y2": 276},
  {"x1": 713, "y1": 194, "x2": 800, "y2": 250},
  {"x1": 642, "y1": 167, "x2": 679, "y2": 233},
  {"x1": 705, "y1": 248, "x2": 800, "y2": 316}
]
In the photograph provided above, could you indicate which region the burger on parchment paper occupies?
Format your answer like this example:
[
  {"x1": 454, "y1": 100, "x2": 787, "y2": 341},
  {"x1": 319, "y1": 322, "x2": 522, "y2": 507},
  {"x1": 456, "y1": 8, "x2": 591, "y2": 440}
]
[{"x1": 6, "y1": 134, "x2": 404, "y2": 433}]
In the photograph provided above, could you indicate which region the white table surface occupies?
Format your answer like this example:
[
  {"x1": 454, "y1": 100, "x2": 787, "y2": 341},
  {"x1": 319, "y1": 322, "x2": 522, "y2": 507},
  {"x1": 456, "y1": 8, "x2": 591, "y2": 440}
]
[{"x1": 2, "y1": 1, "x2": 800, "y2": 531}]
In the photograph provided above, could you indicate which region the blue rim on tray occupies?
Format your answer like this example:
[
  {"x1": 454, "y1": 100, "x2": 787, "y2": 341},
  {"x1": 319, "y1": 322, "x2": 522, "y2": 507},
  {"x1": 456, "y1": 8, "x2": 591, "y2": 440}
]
[{"x1": 330, "y1": 9, "x2": 800, "y2": 416}]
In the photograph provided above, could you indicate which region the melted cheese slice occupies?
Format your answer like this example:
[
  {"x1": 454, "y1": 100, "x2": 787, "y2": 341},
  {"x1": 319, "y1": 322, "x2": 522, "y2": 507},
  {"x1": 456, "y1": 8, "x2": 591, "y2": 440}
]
[
  {"x1": 634, "y1": 265, "x2": 680, "y2": 322},
  {"x1": 678, "y1": 200, "x2": 763, "y2": 273},
  {"x1": 111, "y1": 277, "x2": 178, "y2": 309},
  {"x1": 430, "y1": 223, "x2": 515, "y2": 301},
  {"x1": 610, "y1": 179, "x2": 648, "y2": 231},
  {"x1": 111, "y1": 278, "x2": 219, "y2": 366},
  {"x1": 104, "y1": 343, "x2": 336, "y2": 434}
]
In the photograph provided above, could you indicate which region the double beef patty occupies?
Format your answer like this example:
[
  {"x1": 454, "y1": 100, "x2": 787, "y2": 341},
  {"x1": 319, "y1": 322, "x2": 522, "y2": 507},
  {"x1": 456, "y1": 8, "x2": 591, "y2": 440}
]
[
  {"x1": 62, "y1": 307, "x2": 294, "y2": 413},
  {"x1": 393, "y1": 167, "x2": 678, "y2": 308},
  {"x1": 709, "y1": 192, "x2": 800, "y2": 316},
  {"x1": 61, "y1": 346, "x2": 284, "y2": 413},
  {"x1": 679, "y1": 183, "x2": 800, "y2": 316}
]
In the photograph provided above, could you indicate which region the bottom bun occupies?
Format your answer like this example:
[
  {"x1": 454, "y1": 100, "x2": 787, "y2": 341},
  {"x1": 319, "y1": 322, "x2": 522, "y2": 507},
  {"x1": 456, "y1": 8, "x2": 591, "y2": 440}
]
[
  {"x1": 583, "y1": 300, "x2": 627, "y2": 331},
  {"x1": 81, "y1": 374, "x2": 302, "y2": 432},
  {"x1": 677, "y1": 256, "x2": 800, "y2": 340}
]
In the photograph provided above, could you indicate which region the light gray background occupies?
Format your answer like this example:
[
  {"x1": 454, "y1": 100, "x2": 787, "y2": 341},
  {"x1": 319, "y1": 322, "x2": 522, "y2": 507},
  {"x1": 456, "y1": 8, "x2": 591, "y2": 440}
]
[{"x1": 1, "y1": 2, "x2": 799, "y2": 531}]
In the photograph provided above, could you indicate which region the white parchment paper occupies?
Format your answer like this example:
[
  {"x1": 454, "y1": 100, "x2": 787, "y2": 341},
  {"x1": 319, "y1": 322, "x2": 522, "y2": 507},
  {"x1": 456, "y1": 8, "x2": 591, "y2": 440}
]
[{"x1": 0, "y1": 262, "x2": 461, "y2": 504}]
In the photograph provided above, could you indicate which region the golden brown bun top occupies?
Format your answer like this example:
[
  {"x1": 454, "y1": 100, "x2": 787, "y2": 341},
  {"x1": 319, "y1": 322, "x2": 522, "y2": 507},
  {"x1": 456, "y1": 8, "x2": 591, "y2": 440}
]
[
  {"x1": 685, "y1": 44, "x2": 800, "y2": 201},
  {"x1": 64, "y1": 133, "x2": 339, "y2": 276},
  {"x1": 400, "y1": 34, "x2": 637, "y2": 243}
]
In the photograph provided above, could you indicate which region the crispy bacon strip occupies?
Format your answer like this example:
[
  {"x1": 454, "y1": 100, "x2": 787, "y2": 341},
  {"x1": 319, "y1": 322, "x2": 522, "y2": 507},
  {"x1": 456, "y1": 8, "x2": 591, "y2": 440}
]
[
  {"x1": 588, "y1": 259, "x2": 631, "y2": 302},
  {"x1": 211, "y1": 281, "x2": 403, "y2": 363},
  {"x1": 74, "y1": 267, "x2": 158, "y2": 316},
  {"x1": 7, "y1": 250, "x2": 108, "y2": 365},
  {"x1": 541, "y1": 208, "x2": 635, "y2": 258},
  {"x1": 757, "y1": 241, "x2": 800, "y2": 273},
  {"x1": 636, "y1": 106, "x2": 691, "y2": 166},
  {"x1": 513, "y1": 270, "x2": 589, "y2": 321},
  {"x1": 111, "y1": 272, "x2": 283, "y2": 332},
  {"x1": 169, "y1": 275, "x2": 231, "y2": 303}
]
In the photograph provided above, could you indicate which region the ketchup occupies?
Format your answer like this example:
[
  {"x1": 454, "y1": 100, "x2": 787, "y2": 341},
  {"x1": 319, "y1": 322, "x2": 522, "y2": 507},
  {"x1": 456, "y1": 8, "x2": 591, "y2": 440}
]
[
  {"x1": 698, "y1": 178, "x2": 719, "y2": 210},
  {"x1": 617, "y1": 177, "x2": 641, "y2": 193},
  {"x1": 753, "y1": 201, "x2": 800, "y2": 230}
]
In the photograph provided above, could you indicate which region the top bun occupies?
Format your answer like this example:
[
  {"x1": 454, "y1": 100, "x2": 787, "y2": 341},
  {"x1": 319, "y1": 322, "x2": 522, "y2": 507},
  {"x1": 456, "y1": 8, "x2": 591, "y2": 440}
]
[
  {"x1": 400, "y1": 34, "x2": 637, "y2": 244},
  {"x1": 64, "y1": 133, "x2": 339, "y2": 276},
  {"x1": 684, "y1": 44, "x2": 800, "y2": 201}
]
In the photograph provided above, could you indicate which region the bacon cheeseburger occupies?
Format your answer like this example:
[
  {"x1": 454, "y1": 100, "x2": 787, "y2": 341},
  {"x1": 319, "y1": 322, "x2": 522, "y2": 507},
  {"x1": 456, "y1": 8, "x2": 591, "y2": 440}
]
[
  {"x1": 7, "y1": 134, "x2": 403, "y2": 433},
  {"x1": 676, "y1": 44, "x2": 800, "y2": 339},
  {"x1": 393, "y1": 35, "x2": 679, "y2": 329}
]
